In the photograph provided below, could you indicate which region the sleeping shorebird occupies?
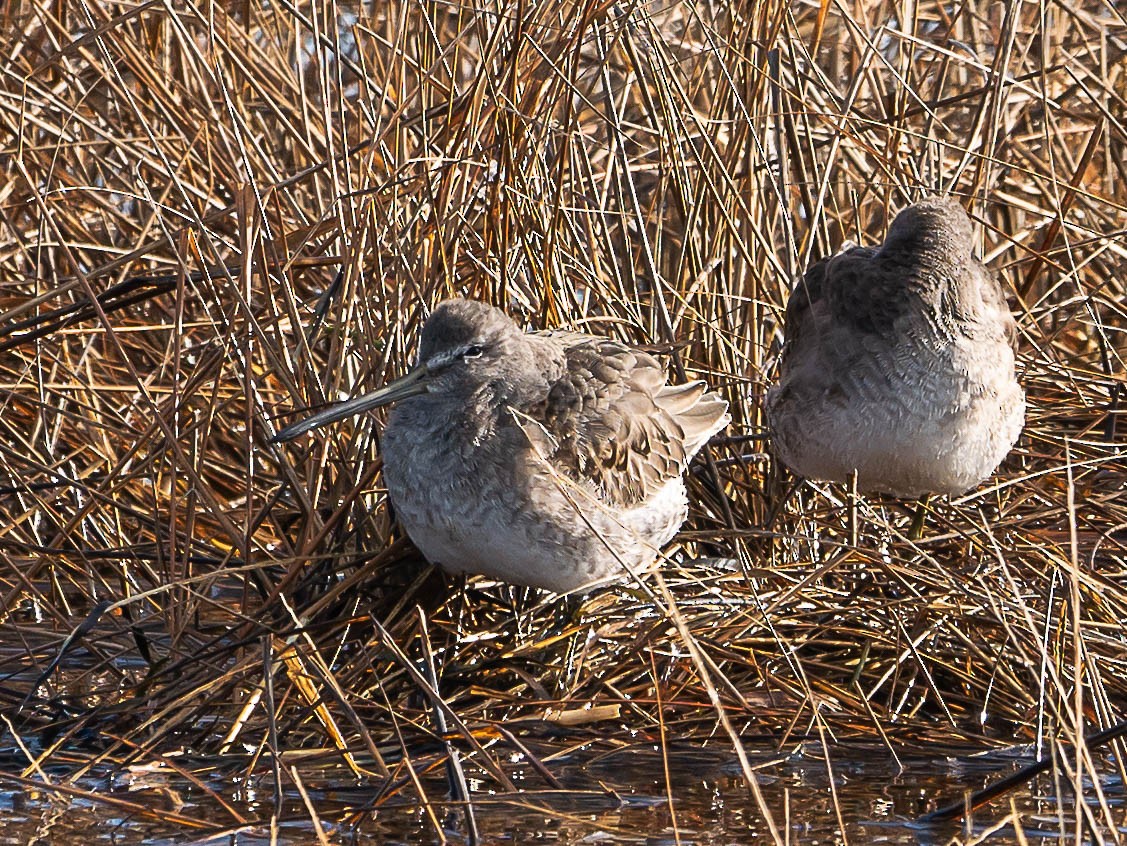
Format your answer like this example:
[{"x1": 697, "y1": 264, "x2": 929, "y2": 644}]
[
  {"x1": 273, "y1": 298, "x2": 730, "y2": 593},
  {"x1": 766, "y1": 196, "x2": 1025, "y2": 500}
]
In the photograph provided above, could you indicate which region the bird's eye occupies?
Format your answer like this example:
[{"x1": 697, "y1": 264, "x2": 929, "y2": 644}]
[{"x1": 462, "y1": 344, "x2": 484, "y2": 359}]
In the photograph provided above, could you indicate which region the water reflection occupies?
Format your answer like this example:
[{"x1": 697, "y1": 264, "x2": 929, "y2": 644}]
[{"x1": 0, "y1": 741, "x2": 1122, "y2": 844}]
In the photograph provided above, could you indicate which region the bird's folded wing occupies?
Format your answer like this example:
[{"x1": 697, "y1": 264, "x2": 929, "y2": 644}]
[
  {"x1": 779, "y1": 255, "x2": 829, "y2": 361},
  {"x1": 520, "y1": 337, "x2": 726, "y2": 507},
  {"x1": 819, "y1": 244, "x2": 922, "y2": 337}
]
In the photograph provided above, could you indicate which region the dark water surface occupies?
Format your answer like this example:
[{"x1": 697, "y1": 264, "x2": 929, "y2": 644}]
[{"x1": 1, "y1": 740, "x2": 1120, "y2": 844}]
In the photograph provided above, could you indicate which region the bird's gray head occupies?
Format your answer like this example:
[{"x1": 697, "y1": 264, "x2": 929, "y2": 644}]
[
  {"x1": 882, "y1": 196, "x2": 975, "y2": 259},
  {"x1": 417, "y1": 298, "x2": 524, "y2": 380},
  {"x1": 269, "y1": 298, "x2": 527, "y2": 443}
]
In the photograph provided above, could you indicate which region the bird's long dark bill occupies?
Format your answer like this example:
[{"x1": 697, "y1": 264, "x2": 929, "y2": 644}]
[{"x1": 271, "y1": 364, "x2": 429, "y2": 443}]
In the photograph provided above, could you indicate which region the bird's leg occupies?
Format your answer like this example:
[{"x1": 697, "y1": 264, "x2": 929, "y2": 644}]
[
  {"x1": 848, "y1": 469, "x2": 859, "y2": 549},
  {"x1": 908, "y1": 495, "x2": 932, "y2": 540}
]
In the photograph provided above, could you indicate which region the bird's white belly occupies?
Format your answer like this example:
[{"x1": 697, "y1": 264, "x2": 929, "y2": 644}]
[
  {"x1": 383, "y1": 430, "x2": 688, "y2": 593},
  {"x1": 769, "y1": 338, "x2": 1024, "y2": 497}
]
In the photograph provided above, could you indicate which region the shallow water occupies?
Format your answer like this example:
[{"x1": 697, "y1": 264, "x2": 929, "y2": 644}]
[{"x1": 1, "y1": 740, "x2": 1121, "y2": 844}]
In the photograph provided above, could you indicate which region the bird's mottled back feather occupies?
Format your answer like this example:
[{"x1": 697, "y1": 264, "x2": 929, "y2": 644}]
[{"x1": 522, "y1": 337, "x2": 729, "y2": 507}]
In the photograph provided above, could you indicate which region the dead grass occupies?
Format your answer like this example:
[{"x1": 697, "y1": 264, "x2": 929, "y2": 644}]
[{"x1": 0, "y1": 0, "x2": 1124, "y2": 840}]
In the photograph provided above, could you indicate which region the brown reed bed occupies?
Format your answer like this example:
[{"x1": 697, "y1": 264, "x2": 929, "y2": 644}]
[{"x1": 0, "y1": 0, "x2": 1124, "y2": 840}]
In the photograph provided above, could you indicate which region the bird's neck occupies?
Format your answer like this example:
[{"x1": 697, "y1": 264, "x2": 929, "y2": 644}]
[{"x1": 392, "y1": 383, "x2": 505, "y2": 447}]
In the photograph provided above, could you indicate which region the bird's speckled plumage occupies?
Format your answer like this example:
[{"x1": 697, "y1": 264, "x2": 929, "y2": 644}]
[
  {"x1": 765, "y1": 197, "x2": 1025, "y2": 497},
  {"x1": 276, "y1": 298, "x2": 730, "y2": 593}
]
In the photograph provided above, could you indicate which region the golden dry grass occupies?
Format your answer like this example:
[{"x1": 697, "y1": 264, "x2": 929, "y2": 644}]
[{"x1": 0, "y1": 0, "x2": 1124, "y2": 839}]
